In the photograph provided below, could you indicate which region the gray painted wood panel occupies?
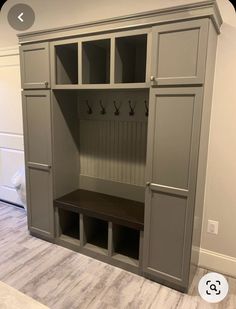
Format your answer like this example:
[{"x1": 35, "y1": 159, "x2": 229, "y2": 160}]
[
  {"x1": 20, "y1": 43, "x2": 50, "y2": 89},
  {"x1": 151, "y1": 19, "x2": 208, "y2": 85},
  {"x1": 27, "y1": 167, "x2": 53, "y2": 236},
  {"x1": 143, "y1": 87, "x2": 204, "y2": 290},
  {"x1": 51, "y1": 90, "x2": 80, "y2": 199},
  {"x1": 23, "y1": 92, "x2": 52, "y2": 165},
  {"x1": 152, "y1": 94, "x2": 195, "y2": 190},
  {"x1": 22, "y1": 91, "x2": 54, "y2": 239},
  {"x1": 148, "y1": 192, "x2": 187, "y2": 280}
]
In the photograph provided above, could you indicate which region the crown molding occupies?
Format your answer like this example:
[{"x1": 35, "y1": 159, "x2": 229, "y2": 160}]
[{"x1": 18, "y1": 1, "x2": 223, "y2": 44}]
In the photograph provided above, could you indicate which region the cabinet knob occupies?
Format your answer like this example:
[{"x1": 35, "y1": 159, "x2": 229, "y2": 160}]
[
  {"x1": 150, "y1": 76, "x2": 156, "y2": 82},
  {"x1": 146, "y1": 182, "x2": 151, "y2": 187},
  {"x1": 44, "y1": 81, "x2": 49, "y2": 88}
]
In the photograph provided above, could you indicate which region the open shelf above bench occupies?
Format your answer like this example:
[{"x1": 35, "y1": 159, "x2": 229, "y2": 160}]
[
  {"x1": 115, "y1": 34, "x2": 147, "y2": 83},
  {"x1": 55, "y1": 43, "x2": 78, "y2": 85},
  {"x1": 54, "y1": 189, "x2": 144, "y2": 230},
  {"x1": 82, "y1": 39, "x2": 110, "y2": 84}
]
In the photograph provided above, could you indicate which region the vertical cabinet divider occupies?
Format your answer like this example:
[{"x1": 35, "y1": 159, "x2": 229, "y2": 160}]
[
  {"x1": 78, "y1": 41, "x2": 82, "y2": 86},
  {"x1": 108, "y1": 222, "x2": 113, "y2": 257},
  {"x1": 110, "y1": 38, "x2": 115, "y2": 85},
  {"x1": 80, "y1": 213, "x2": 85, "y2": 247}
]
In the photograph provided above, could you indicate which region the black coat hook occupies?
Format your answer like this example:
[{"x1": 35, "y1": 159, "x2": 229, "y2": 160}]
[
  {"x1": 113, "y1": 101, "x2": 120, "y2": 116},
  {"x1": 129, "y1": 100, "x2": 136, "y2": 116},
  {"x1": 99, "y1": 100, "x2": 106, "y2": 115},
  {"x1": 145, "y1": 100, "x2": 149, "y2": 117},
  {"x1": 86, "y1": 100, "x2": 92, "y2": 114}
]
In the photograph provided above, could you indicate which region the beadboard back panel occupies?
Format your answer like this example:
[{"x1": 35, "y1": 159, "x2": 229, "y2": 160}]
[
  {"x1": 79, "y1": 119, "x2": 147, "y2": 186},
  {"x1": 78, "y1": 90, "x2": 148, "y2": 187}
]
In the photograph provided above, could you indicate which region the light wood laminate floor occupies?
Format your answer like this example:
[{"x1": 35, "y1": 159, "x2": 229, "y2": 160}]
[
  {"x1": 0, "y1": 202, "x2": 235, "y2": 309},
  {"x1": 0, "y1": 280, "x2": 49, "y2": 309}
]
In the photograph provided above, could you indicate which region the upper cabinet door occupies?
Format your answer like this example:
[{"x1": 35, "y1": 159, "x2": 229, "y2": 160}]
[
  {"x1": 151, "y1": 19, "x2": 208, "y2": 86},
  {"x1": 20, "y1": 43, "x2": 50, "y2": 89}
]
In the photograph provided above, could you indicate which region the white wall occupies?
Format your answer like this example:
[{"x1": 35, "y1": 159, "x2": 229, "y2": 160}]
[
  {"x1": 0, "y1": 47, "x2": 24, "y2": 205},
  {"x1": 0, "y1": 0, "x2": 236, "y2": 274},
  {"x1": 199, "y1": 1, "x2": 236, "y2": 275}
]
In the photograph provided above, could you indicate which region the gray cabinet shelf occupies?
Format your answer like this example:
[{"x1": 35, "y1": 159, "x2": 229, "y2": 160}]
[
  {"x1": 50, "y1": 31, "x2": 149, "y2": 89},
  {"x1": 82, "y1": 39, "x2": 111, "y2": 84},
  {"x1": 55, "y1": 43, "x2": 78, "y2": 85},
  {"x1": 115, "y1": 34, "x2": 147, "y2": 84}
]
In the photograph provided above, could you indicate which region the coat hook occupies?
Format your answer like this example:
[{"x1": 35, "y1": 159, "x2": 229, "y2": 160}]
[
  {"x1": 86, "y1": 100, "x2": 92, "y2": 114},
  {"x1": 99, "y1": 100, "x2": 106, "y2": 115},
  {"x1": 145, "y1": 100, "x2": 149, "y2": 117},
  {"x1": 113, "y1": 101, "x2": 120, "y2": 116},
  {"x1": 129, "y1": 100, "x2": 136, "y2": 116}
]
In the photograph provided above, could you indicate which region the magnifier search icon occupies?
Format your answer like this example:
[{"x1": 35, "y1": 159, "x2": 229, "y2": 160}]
[{"x1": 210, "y1": 284, "x2": 217, "y2": 292}]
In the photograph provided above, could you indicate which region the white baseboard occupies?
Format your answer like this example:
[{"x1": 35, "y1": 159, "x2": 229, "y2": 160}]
[
  {"x1": 0, "y1": 186, "x2": 22, "y2": 206},
  {"x1": 199, "y1": 248, "x2": 236, "y2": 278}
]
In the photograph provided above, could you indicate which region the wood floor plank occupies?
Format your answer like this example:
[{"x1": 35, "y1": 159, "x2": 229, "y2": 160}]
[{"x1": 0, "y1": 202, "x2": 235, "y2": 309}]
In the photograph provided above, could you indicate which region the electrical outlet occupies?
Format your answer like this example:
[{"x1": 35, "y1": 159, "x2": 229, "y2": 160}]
[{"x1": 207, "y1": 220, "x2": 219, "y2": 235}]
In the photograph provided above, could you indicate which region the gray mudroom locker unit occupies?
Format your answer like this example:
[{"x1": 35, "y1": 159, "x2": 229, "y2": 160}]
[{"x1": 19, "y1": 1, "x2": 222, "y2": 292}]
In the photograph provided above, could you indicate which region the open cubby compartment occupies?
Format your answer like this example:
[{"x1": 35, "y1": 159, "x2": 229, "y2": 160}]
[
  {"x1": 115, "y1": 34, "x2": 147, "y2": 84},
  {"x1": 112, "y1": 224, "x2": 140, "y2": 266},
  {"x1": 83, "y1": 215, "x2": 108, "y2": 255},
  {"x1": 58, "y1": 208, "x2": 80, "y2": 245},
  {"x1": 82, "y1": 39, "x2": 110, "y2": 84},
  {"x1": 55, "y1": 43, "x2": 78, "y2": 84}
]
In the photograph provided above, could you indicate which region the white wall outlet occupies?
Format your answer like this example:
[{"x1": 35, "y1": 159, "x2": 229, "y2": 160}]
[{"x1": 207, "y1": 220, "x2": 219, "y2": 235}]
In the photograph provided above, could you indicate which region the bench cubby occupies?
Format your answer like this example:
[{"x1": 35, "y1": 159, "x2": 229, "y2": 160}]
[
  {"x1": 83, "y1": 216, "x2": 108, "y2": 255},
  {"x1": 57, "y1": 208, "x2": 80, "y2": 245},
  {"x1": 112, "y1": 224, "x2": 140, "y2": 266}
]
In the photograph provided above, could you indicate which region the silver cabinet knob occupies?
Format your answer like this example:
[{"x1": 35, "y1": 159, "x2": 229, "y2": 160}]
[
  {"x1": 150, "y1": 76, "x2": 156, "y2": 82},
  {"x1": 44, "y1": 81, "x2": 49, "y2": 88}
]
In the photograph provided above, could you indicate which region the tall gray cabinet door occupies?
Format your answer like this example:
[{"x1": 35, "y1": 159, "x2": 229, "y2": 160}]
[
  {"x1": 22, "y1": 90, "x2": 54, "y2": 239},
  {"x1": 151, "y1": 19, "x2": 208, "y2": 86},
  {"x1": 143, "y1": 87, "x2": 203, "y2": 289},
  {"x1": 20, "y1": 43, "x2": 50, "y2": 89}
]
